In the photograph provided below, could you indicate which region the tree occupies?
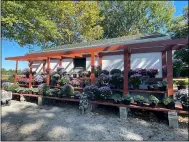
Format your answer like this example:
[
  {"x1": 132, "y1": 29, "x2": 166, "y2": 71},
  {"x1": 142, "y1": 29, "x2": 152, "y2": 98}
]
[
  {"x1": 169, "y1": 6, "x2": 188, "y2": 77},
  {"x1": 99, "y1": 1, "x2": 175, "y2": 38},
  {"x1": 2, "y1": 1, "x2": 103, "y2": 48}
]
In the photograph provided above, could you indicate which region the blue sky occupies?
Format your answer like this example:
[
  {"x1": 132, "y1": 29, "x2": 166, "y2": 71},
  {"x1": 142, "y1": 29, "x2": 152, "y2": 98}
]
[{"x1": 2, "y1": 1, "x2": 188, "y2": 70}]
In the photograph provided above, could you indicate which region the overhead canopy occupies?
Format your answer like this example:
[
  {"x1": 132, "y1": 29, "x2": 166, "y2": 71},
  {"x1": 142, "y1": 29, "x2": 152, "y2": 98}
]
[{"x1": 5, "y1": 35, "x2": 188, "y2": 61}]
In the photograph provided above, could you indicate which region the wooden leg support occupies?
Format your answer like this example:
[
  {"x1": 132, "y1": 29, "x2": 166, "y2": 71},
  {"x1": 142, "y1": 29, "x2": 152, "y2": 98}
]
[
  {"x1": 20, "y1": 95, "x2": 25, "y2": 102},
  {"x1": 38, "y1": 97, "x2": 43, "y2": 106},
  {"x1": 168, "y1": 111, "x2": 178, "y2": 128},
  {"x1": 119, "y1": 107, "x2": 128, "y2": 121}
]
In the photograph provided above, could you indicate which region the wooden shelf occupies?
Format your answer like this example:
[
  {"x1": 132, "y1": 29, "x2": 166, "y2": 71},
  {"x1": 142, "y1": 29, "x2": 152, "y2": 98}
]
[
  {"x1": 129, "y1": 89, "x2": 166, "y2": 94},
  {"x1": 12, "y1": 93, "x2": 188, "y2": 114}
]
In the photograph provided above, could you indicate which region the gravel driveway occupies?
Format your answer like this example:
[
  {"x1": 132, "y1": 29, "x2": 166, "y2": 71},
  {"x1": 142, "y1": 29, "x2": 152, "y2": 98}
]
[{"x1": 1, "y1": 100, "x2": 188, "y2": 141}]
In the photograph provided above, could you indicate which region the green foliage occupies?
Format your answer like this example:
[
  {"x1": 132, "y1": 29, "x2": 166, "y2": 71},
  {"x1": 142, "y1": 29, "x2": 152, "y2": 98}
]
[
  {"x1": 15, "y1": 87, "x2": 39, "y2": 94},
  {"x1": 99, "y1": 1, "x2": 174, "y2": 38},
  {"x1": 149, "y1": 95, "x2": 159, "y2": 104},
  {"x1": 38, "y1": 84, "x2": 50, "y2": 96},
  {"x1": 2, "y1": 1, "x2": 103, "y2": 48},
  {"x1": 110, "y1": 69, "x2": 121, "y2": 75},
  {"x1": 175, "y1": 80, "x2": 188, "y2": 86},
  {"x1": 8, "y1": 75, "x2": 14, "y2": 83},
  {"x1": 163, "y1": 97, "x2": 174, "y2": 106},
  {"x1": 122, "y1": 94, "x2": 133, "y2": 102},
  {"x1": 46, "y1": 88, "x2": 60, "y2": 97},
  {"x1": 5, "y1": 84, "x2": 19, "y2": 92},
  {"x1": 58, "y1": 77, "x2": 69, "y2": 86},
  {"x1": 111, "y1": 93, "x2": 122, "y2": 102},
  {"x1": 61, "y1": 84, "x2": 74, "y2": 97},
  {"x1": 129, "y1": 77, "x2": 141, "y2": 89},
  {"x1": 134, "y1": 95, "x2": 145, "y2": 102}
]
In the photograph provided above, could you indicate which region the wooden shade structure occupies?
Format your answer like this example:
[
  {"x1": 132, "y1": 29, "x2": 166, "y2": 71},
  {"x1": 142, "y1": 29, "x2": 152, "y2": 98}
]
[{"x1": 5, "y1": 37, "x2": 188, "y2": 96}]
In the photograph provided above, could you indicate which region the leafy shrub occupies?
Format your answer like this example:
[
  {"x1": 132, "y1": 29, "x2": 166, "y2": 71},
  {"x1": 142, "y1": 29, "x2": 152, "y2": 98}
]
[
  {"x1": 83, "y1": 85, "x2": 99, "y2": 100},
  {"x1": 59, "y1": 77, "x2": 69, "y2": 86},
  {"x1": 69, "y1": 78, "x2": 81, "y2": 87},
  {"x1": 110, "y1": 69, "x2": 121, "y2": 75},
  {"x1": 112, "y1": 94, "x2": 122, "y2": 102},
  {"x1": 122, "y1": 94, "x2": 133, "y2": 102},
  {"x1": 99, "y1": 73, "x2": 110, "y2": 84},
  {"x1": 163, "y1": 97, "x2": 174, "y2": 106},
  {"x1": 61, "y1": 84, "x2": 74, "y2": 97},
  {"x1": 110, "y1": 73, "x2": 123, "y2": 88},
  {"x1": 149, "y1": 95, "x2": 159, "y2": 104},
  {"x1": 8, "y1": 75, "x2": 14, "y2": 83},
  {"x1": 5, "y1": 84, "x2": 19, "y2": 92},
  {"x1": 129, "y1": 74, "x2": 141, "y2": 89},
  {"x1": 38, "y1": 83, "x2": 50, "y2": 96},
  {"x1": 73, "y1": 91, "x2": 82, "y2": 99},
  {"x1": 101, "y1": 70, "x2": 109, "y2": 75},
  {"x1": 98, "y1": 86, "x2": 112, "y2": 100},
  {"x1": 84, "y1": 79, "x2": 90, "y2": 86},
  {"x1": 134, "y1": 95, "x2": 145, "y2": 103},
  {"x1": 46, "y1": 88, "x2": 60, "y2": 97},
  {"x1": 175, "y1": 80, "x2": 187, "y2": 86}
]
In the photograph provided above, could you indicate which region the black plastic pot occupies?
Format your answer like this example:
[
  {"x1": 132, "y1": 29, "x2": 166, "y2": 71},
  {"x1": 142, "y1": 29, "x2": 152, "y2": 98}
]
[
  {"x1": 123, "y1": 100, "x2": 131, "y2": 105},
  {"x1": 159, "y1": 86, "x2": 167, "y2": 91},
  {"x1": 150, "y1": 102, "x2": 157, "y2": 108},
  {"x1": 136, "y1": 101, "x2": 143, "y2": 106},
  {"x1": 182, "y1": 104, "x2": 189, "y2": 111},
  {"x1": 177, "y1": 86, "x2": 186, "y2": 90},
  {"x1": 165, "y1": 102, "x2": 175, "y2": 109}
]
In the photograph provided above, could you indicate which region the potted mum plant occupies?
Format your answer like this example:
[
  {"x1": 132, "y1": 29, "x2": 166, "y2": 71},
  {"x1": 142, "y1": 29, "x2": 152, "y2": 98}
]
[
  {"x1": 163, "y1": 97, "x2": 175, "y2": 109},
  {"x1": 22, "y1": 68, "x2": 30, "y2": 78},
  {"x1": 122, "y1": 94, "x2": 133, "y2": 105},
  {"x1": 157, "y1": 81, "x2": 167, "y2": 91},
  {"x1": 147, "y1": 69, "x2": 158, "y2": 78},
  {"x1": 149, "y1": 95, "x2": 159, "y2": 108},
  {"x1": 112, "y1": 94, "x2": 122, "y2": 104},
  {"x1": 175, "y1": 89, "x2": 189, "y2": 111},
  {"x1": 110, "y1": 73, "x2": 123, "y2": 89},
  {"x1": 69, "y1": 78, "x2": 81, "y2": 87},
  {"x1": 99, "y1": 86, "x2": 112, "y2": 101},
  {"x1": 83, "y1": 85, "x2": 99, "y2": 100},
  {"x1": 175, "y1": 80, "x2": 187, "y2": 90},
  {"x1": 129, "y1": 74, "x2": 141, "y2": 89},
  {"x1": 59, "y1": 77, "x2": 69, "y2": 86},
  {"x1": 134, "y1": 95, "x2": 146, "y2": 106}
]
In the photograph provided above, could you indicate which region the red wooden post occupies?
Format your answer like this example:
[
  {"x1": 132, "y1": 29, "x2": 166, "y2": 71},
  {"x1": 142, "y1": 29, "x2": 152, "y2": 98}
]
[
  {"x1": 99, "y1": 55, "x2": 102, "y2": 69},
  {"x1": 46, "y1": 57, "x2": 50, "y2": 85},
  {"x1": 59, "y1": 57, "x2": 62, "y2": 66},
  {"x1": 43, "y1": 60, "x2": 46, "y2": 72},
  {"x1": 14, "y1": 60, "x2": 18, "y2": 84},
  {"x1": 123, "y1": 50, "x2": 129, "y2": 95},
  {"x1": 167, "y1": 49, "x2": 173, "y2": 96},
  {"x1": 90, "y1": 52, "x2": 95, "y2": 84},
  {"x1": 29, "y1": 61, "x2": 33, "y2": 88},
  {"x1": 162, "y1": 51, "x2": 166, "y2": 78}
]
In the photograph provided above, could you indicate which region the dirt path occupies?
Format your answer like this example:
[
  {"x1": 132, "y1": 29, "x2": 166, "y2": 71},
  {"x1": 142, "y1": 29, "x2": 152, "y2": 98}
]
[{"x1": 1, "y1": 100, "x2": 188, "y2": 141}]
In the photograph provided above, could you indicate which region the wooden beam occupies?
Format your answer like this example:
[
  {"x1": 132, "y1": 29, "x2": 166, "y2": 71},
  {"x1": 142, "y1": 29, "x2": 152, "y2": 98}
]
[
  {"x1": 167, "y1": 48, "x2": 173, "y2": 96},
  {"x1": 14, "y1": 60, "x2": 18, "y2": 84},
  {"x1": 123, "y1": 50, "x2": 129, "y2": 95},
  {"x1": 29, "y1": 61, "x2": 32, "y2": 88},
  {"x1": 43, "y1": 60, "x2": 46, "y2": 72},
  {"x1": 90, "y1": 52, "x2": 95, "y2": 84},
  {"x1": 59, "y1": 57, "x2": 62, "y2": 66},
  {"x1": 46, "y1": 58, "x2": 50, "y2": 85},
  {"x1": 162, "y1": 51, "x2": 166, "y2": 78},
  {"x1": 22, "y1": 38, "x2": 188, "y2": 58},
  {"x1": 99, "y1": 55, "x2": 102, "y2": 69}
]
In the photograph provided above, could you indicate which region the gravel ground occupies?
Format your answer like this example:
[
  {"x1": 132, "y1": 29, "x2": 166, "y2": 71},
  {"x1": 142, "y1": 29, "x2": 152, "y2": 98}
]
[{"x1": 1, "y1": 100, "x2": 189, "y2": 141}]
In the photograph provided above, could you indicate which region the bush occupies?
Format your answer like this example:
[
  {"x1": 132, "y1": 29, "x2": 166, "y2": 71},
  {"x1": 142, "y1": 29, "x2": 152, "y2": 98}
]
[
  {"x1": 110, "y1": 73, "x2": 123, "y2": 88},
  {"x1": 59, "y1": 77, "x2": 69, "y2": 86},
  {"x1": 5, "y1": 84, "x2": 19, "y2": 92},
  {"x1": 134, "y1": 95, "x2": 146, "y2": 103},
  {"x1": 122, "y1": 94, "x2": 133, "y2": 102},
  {"x1": 61, "y1": 84, "x2": 74, "y2": 97},
  {"x1": 163, "y1": 97, "x2": 174, "y2": 106},
  {"x1": 110, "y1": 69, "x2": 121, "y2": 75},
  {"x1": 129, "y1": 74, "x2": 141, "y2": 89},
  {"x1": 101, "y1": 70, "x2": 109, "y2": 75},
  {"x1": 38, "y1": 83, "x2": 50, "y2": 96},
  {"x1": 98, "y1": 73, "x2": 110, "y2": 84},
  {"x1": 8, "y1": 75, "x2": 14, "y2": 83},
  {"x1": 83, "y1": 85, "x2": 99, "y2": 100},
  {"x1": 98, "y1": 86, "x2": 112, "y2": 100},
  {"x1": 149, "y1": 95, "x2": 159, "y2": 104},
  {"x1": 46, "y1": 88, "x2": 60, "y2": 97}
]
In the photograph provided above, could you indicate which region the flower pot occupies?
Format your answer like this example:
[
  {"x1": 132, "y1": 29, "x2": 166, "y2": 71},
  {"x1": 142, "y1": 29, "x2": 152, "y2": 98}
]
[
  {"x1": 182, "y1": 104, "x2": 189, "y2": 111},
  {"x1": 150, "y1": 102, "x2": 157, "y2": 108},
  {"x1": 165, "y1": 102, "x2": 175, "y2": 109},
  {"x1": 158, "y1": 86, "x2": 166, "y2": 91},
  {"x1": 123, "y1": 100, "x2": 131, "y2": 105},
  {"x1": 177, "y1": 86, "x2": 186, "y2": 90},
  {"x1": 136, "y1": 101, "x2": 143, "y2": 106}
]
